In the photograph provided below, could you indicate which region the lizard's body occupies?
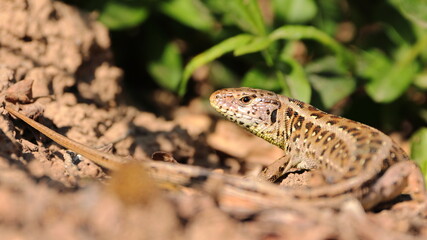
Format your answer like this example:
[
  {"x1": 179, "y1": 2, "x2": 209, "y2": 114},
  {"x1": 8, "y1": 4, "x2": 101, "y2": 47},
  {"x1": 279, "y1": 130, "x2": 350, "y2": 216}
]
[
  {"x1": 210, "y1": 88, "x2": 425, "y2": 209},
  {"x1": 4, "y1": 87, "x2": 426, "y2": 210}
]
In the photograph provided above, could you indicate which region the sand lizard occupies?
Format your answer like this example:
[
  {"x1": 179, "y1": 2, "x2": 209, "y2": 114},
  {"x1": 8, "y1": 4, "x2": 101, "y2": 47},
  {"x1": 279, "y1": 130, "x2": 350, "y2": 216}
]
[
  {"x1": 4, "y1": 87, "x2": 426, "y2": 211},
  {"x1": 210, "y1": 87, "x2": 426, "y2": 209}
]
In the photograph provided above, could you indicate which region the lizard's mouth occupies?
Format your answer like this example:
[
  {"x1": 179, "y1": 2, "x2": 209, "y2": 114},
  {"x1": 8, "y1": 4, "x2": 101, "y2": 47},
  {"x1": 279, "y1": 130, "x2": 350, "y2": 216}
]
[{"x1": 209, "y1": 89, "x2": 231, "y2": 114}]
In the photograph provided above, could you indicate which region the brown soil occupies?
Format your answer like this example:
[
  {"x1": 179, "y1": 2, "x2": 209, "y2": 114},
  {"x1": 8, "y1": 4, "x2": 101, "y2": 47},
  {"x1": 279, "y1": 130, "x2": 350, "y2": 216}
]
[{"x1": 0, "y1": 1, "x2": 426, "y2": 239}]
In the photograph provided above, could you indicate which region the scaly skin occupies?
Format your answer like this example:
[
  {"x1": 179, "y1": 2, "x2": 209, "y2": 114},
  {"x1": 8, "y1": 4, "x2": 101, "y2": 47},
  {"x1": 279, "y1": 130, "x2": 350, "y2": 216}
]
[{"x1": 210, "y1": 87, "x2": 426, "y2": 209}]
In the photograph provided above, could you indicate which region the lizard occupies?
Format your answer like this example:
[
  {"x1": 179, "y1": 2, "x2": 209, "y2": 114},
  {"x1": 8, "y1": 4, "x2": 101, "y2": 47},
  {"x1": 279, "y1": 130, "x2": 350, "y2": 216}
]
[
  {"x1": 3, "y1": 86, "x2": 426, "y2": 211},
  {"x1": 209, "y1": 87, "x2": 426, "y2": 209}
]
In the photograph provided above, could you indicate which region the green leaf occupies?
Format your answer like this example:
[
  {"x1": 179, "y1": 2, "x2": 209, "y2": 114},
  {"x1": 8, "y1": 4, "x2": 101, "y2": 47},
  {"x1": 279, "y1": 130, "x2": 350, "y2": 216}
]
[
  {"x1": 309, "y1": 75, "x2": 355, "y2": 109},
  {"x1": 147, "y1": 42, "x2": 182, "y2": 91},
  {"x1": 389, "y1": 0, "x2": 427, "y2": 28},
  {"x1": 269, "y1": 25, "x2": 353, "y2": 67},
  {"x1": 419, "y1": 109, "x2": 427, "y2": 124},
  {"x1": 411, "y1": 128, "x2": 427, "y2": 181},
  {"x1": 312, "y1": 0, "x2": 341, "y2": 35},
  {"x1": 204, "y1": 0, "x2": 266, "y2": 35},
  {"x1": 306, "y1": 57, "x2": 355, "y2": 109},
  {"x1": 414, "y1": 69, "x2": 427, "y2": 90},
  {"x1": 239, "y1": 0, "x2": 267, "y2": 35},
  {"x1": 357, "y1": 50, "x2": 390, "y2": 80},
  {"x1": 306, "y1": 55, "x2": 348, "y2": 74},
  {"x1": 208, "y1": 62, "x2": 240, "y2": 88},
  {"x1": 281, "y1": 57, "x2": 311, "y2": 102},
  {"x1": 98, "y1": 1, "x2": 149, "y2": 30},
  {"x1": 160, "y1": 0, "x2": 215, "y2": 32},
  {"x1": 273, "y1": 0, "x2": 318, "y2": 24},
  {"x1": 234, "y1": 36, "x2": 272, "y2": 56},
  {"x1": 179, "y1": 34, "x2": 253, "y2": 96},
  {"x1": 363, "y1": 49, "x2": 419, "y2": 103},
  {"x1": 240, "y1": 51, "x2": 319, "y2": 104},
  {"x1": 362, "y1": 32, "x2": 427, "y2": 103},
  {"x1": 241, "y1": 68, "x2": 282, "y2": 91}
]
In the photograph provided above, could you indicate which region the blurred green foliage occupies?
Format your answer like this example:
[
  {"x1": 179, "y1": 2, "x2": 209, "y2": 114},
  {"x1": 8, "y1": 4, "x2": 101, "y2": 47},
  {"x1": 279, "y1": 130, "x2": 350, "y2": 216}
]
[
  {"x1": 64, "y1": 0, "x2": 427, "y2": 175},
  {"x1": 411, "y1": 128, "x2": 427, "y2": 186},
  {"x1": 65, "y1": 0, "x2": 427, "y2": 102}
]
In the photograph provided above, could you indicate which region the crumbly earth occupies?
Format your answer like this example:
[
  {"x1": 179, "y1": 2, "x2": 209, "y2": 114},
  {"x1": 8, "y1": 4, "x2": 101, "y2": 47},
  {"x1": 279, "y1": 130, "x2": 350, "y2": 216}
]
[{"x1": 0, "y1": 0, "x2": 426, "y2": 239}]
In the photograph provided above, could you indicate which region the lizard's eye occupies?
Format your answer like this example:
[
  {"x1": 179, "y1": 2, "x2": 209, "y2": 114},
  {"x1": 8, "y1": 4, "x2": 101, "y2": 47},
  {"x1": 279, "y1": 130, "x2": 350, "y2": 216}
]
[{"x1": 240, "y1": 96, "x2": 252, "y2": 104}]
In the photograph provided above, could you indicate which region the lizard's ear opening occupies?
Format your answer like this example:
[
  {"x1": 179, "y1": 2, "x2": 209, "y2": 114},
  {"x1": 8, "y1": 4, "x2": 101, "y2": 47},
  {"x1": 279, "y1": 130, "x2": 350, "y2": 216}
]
[{"x1": 270, "y1": 109, "x2": 277, "y2": 123}]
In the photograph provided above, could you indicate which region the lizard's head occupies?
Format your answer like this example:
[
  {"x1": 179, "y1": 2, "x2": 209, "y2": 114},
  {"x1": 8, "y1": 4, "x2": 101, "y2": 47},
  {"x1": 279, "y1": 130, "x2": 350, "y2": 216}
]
[{"x1": 210, "y1": 87, "x2": 283, "y2": 144}]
